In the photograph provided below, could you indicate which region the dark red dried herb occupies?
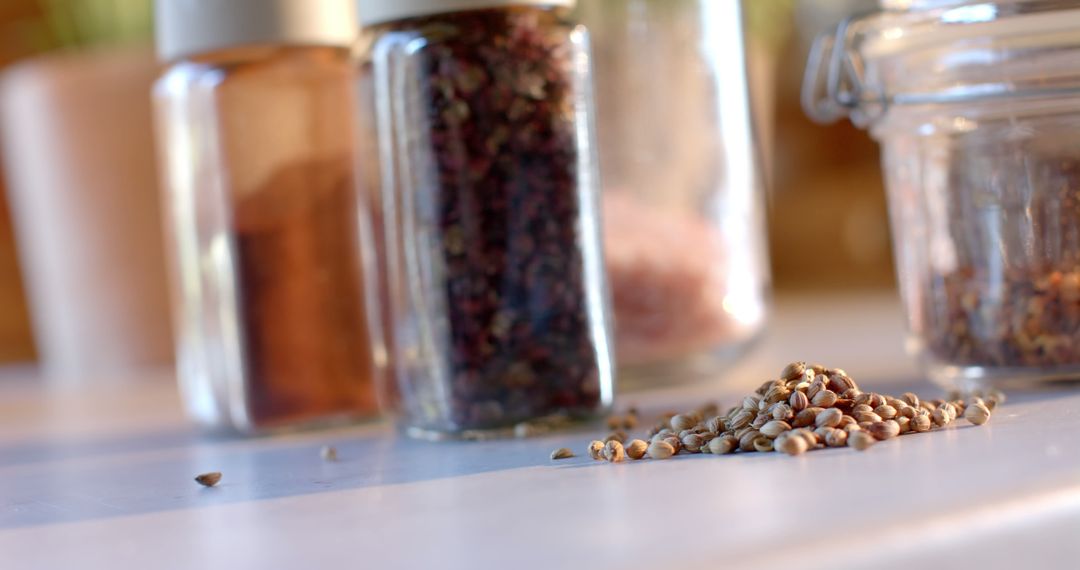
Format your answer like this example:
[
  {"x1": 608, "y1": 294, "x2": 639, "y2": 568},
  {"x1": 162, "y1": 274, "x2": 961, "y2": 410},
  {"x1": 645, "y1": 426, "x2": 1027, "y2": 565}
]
[
  {"x1": 921, "y1": 157, "x2": 1080, "y2": 370},
  {"x1": 385, "y1": 7, "x2": 604, "y2": 430}
]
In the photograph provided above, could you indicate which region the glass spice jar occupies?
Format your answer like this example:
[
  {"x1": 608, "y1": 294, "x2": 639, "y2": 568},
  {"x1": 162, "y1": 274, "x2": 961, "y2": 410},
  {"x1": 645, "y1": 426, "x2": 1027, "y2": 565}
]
[
  {"x1": 355, "y1": 0, "x2": 615, "y2": 437},
  {"x1": 577, "y1": 0, "x2": 770, "y2": 383},
  {"x1": 805, "y1": 0, "x2": 1080, "y2": 390},
  {"x1": 154, "y1": 0, "x2": 378, "y2": 432}
]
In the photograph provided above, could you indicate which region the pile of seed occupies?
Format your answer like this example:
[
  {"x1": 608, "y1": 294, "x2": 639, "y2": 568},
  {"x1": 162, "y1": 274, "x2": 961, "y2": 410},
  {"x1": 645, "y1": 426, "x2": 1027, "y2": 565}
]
[{"x1": 553, "y1": 362, "x2": 1002, "y2": 462}]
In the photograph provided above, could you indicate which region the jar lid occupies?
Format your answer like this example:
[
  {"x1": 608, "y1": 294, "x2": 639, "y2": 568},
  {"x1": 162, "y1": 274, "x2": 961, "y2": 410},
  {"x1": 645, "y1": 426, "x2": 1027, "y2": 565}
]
[
  {"x1": 156, "y1": 0, "x2": 357, "y2": 62},
  {"x1": 803, "y1": 0, "x2": 1080, "y2": 127},
  {"x1": 354, "y1": 0, "x2": 575, "y2": 27}
]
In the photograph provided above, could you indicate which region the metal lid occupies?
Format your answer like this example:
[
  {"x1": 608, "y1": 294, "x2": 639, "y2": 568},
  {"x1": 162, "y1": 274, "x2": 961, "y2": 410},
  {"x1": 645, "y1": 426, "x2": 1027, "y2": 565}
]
[
  {"x1": 354, "y1": 0, "x2": 575, "y2": 27},
  {"x1": 803, "y1": 0, "x2": 1080, "y2": 127},
  {"x1": 155, "y1": 0, "x2": 357, "y2": 62}
]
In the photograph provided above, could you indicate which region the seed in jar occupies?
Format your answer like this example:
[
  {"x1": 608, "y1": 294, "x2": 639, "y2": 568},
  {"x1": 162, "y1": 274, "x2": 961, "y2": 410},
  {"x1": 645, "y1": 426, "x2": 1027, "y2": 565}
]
[
  {"x1": 647, "y1": 440, "x2": 676, "y2": 459},
  {"x1": 587, "y1": 440, "x2": 605, "y2": 460},
  {"x1": 625, "y1": 439, "x2": 648, "y2": 460},
  {"x1": 195, "y1": 472, "x2": 222, "y2": 487},
  {"x1": 848, "y1": 430, "x2": 876, "y2": 451},
  {"x1": 550, "y1": 447, "x2": 575, "y2": 460},
  {"x1": 603, "y1": 440, "x2": 626, "y2": 463},
  {"x1": 964, "y1": 402, "x2": 992, "y2": 426}
]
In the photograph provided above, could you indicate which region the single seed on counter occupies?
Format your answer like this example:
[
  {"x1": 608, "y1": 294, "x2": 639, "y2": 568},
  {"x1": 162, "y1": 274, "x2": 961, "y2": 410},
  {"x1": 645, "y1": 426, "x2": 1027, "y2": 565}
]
[
  {"x1": 849, "y1": 430, "x2": 876, "y2": 451},
  {"x1": 647, "y1": 440, "x2": 676, "y2": 459},
  {"x1": 551, "y1": 448, "x2": 575, "y2": 460},
  {"x1": 603, "y1": 440, "x2": 626, "y2": 463},
  {"x1": 587, "y1": 440, "x2": 605, "y2": 460},
  {"x1": 965, "y1": 402, "x2": 992, "y2": 425},
  {"x1": 320, "y1": 446, "x2": 338, "y2": 462},
  {"x1": 625, "y1": 439, "x2": 648, "y2": 460},
  {"x1": 195, "y1": 472, "x2": 222, "y2": 487}
]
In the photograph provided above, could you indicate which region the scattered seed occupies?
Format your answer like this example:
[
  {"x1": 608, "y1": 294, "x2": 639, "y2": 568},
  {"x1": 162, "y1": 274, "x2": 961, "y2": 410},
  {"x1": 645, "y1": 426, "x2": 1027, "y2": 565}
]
[
  {"x1": 320, "y1": 446, "x2": 338, "y2": 462},
  {"x1": 551, "y1": 447, "x2": 574, "y2": 460},
  {"x1": 776, "y1": 433, "x2": 809, "y2": 456},
  {"x1": 587, "y1": 440, "x2": 605, "y2": 460},
  {"x1": 625, "y1": 439, "x2": 648, "y2": 460},
  {"x1": 868, "y1": 420, "x2": 900, "y2": 440},
  {"x1": 195, "y1": 472, "x2": 222, "y2": 487},
  {"x1": 603, "y1": 440, "x2": 625, "y2": 463},
  {"x1": 670, "y1": 414, "x2": 696, "y2": 432},
  {"x1": 965, "y1": 402, "x2": 992, "y2": 425}
]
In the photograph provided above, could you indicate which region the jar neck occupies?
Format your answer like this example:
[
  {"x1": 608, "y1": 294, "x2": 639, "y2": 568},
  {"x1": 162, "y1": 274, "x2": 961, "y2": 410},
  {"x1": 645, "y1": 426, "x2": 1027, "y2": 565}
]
[{"x1": 804, "y1": 0, "x2": 1080, "y2": 128}]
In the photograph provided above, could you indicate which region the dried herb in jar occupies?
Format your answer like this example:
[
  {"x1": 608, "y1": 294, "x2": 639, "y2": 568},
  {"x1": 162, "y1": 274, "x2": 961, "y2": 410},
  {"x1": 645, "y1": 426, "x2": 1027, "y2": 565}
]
[
  {"x1": 390, "y1": 8, "x2": 603, "y2": 429},
  {"x1": 922, "y1": 157, "x2": 1080, "y2": 370}
]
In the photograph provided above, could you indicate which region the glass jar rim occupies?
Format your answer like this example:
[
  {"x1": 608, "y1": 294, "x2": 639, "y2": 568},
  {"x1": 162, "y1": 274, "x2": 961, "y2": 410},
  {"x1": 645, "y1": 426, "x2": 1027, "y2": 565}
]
[{"x1": 803, "y1": 0, "x2": 1080, "y2": 127}]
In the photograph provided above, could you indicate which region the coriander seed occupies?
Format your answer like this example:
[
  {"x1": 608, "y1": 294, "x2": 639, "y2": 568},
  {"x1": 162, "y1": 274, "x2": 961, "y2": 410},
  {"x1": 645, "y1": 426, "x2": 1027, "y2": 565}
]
[
  {"x1": 587, "y1": 440, "x2": 605, "y2": 460},
  {"x1": 626, "y1": 439, "x2": 648, "y2": 460},
  {"x1": 195, "y1": 472, "x2": 222, "y2": 487},
  {"x1": 776, "y1": 433, "x2": 809, "y2": 456},
  {"x1": 551, "y1": 448, "x2": 575, "y2": 460},
  {"x1": 848, "y1": 430, "x2": 876, "y2": 451},
  {"x1": 603, "y1": 440, "x2": 626, "y2": 463},
  {"x1": 964, "y1": 402, "x2": 991, "y2": 425},
  {"x1": 320, "y1": 446, "x2": 338, "y2": 462},
  {"x1": 647, "y1": 440, "x2": 676, "y2": 459}
]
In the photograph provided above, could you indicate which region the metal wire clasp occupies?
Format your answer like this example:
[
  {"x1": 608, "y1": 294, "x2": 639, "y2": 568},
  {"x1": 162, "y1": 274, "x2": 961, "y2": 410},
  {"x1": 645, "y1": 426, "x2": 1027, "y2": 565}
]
[{"x1": 802, "y1": 13, "x2": 884, "y2": 126}]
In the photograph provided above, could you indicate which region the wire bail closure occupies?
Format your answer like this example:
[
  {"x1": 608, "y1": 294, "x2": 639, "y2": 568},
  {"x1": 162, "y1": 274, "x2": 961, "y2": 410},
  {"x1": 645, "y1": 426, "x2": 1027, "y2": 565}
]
[{"x1": 802, "y1": 13, "x2": 884, "y2": 127}]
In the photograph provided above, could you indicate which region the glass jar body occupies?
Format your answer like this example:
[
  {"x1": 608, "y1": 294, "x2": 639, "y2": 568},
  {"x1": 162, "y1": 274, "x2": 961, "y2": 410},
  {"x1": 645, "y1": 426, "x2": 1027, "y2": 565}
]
[
  {"x1": 154, "y1": 47, "x2": 378, "y2": 433},
  {"x1": 361, "y1": 7, "x2": 614, "y2": 437},
  {"x1": 878, "y1": 99, "x2": 1080, "y2": 390},
  {"x1": 578, "y1": 0, "x2": 769, "y2": 382}
]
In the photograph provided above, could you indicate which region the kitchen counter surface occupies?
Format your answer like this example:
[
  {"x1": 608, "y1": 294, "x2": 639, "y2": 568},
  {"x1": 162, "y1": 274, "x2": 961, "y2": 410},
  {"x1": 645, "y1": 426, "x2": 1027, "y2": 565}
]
[{"x1": 1, "y1": 293, "x2": 1078, "y2": 569}]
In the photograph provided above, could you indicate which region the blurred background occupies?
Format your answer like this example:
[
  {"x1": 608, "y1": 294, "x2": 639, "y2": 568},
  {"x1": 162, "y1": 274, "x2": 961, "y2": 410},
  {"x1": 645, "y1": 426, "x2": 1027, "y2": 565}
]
[{"x1": 0, "y1": 0, "x2": 886, "y2": 370}]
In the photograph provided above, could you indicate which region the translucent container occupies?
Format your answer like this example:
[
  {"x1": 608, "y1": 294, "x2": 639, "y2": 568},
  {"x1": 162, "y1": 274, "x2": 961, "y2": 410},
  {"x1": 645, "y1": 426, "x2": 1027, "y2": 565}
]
[
  {"x1": 577, "y1": 0, "x2": 769, "y2": 381},
  {"x1": 153, "y1": 0, "x2": 377, "y2": 432},
  {"x1": 805, "y1": 0, "x2": 1080, "y2": 390},
  {"x1": 356, "y1": 0, "x2": 614, "y2": 437}
]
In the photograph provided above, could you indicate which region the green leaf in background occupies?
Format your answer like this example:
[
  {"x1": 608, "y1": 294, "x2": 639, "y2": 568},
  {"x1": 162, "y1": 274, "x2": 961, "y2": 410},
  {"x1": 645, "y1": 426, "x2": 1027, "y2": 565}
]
[{"x1": 39, "y1": 0, "x2": 152, "y2": 50}]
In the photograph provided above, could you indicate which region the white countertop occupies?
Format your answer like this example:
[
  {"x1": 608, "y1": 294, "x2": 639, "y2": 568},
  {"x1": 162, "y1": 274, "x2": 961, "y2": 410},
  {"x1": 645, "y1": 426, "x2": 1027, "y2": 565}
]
[{"x1": 1, "y1": 293, "x2": 1078, "y2": 569}]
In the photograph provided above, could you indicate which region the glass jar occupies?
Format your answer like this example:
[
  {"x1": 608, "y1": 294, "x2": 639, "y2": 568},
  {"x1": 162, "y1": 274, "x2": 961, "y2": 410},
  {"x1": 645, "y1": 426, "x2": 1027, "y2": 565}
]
[
  {"x1": 356, "y1": 0, "x2": 614, "y2": 437},
  {"x1": 805, "y1": 0, "x2": 1080, "y2": 390},
  {"x1": 154, "y1": 0, "x2": 377, "y2": 432},
  {"x1": 577, "y1": 0, "x2": 769, "y2": 382}
]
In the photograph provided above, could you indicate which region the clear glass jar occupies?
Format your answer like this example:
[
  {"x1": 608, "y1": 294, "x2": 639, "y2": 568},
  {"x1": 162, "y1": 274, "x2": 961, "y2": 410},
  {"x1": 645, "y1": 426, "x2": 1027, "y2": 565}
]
[
  {"x1": 357, "y1": 0, "x2": 614, "y2": 437},
  {"x1": 154, "y1": 0, "x2": 377, "y2": 432},
  {"x1": 577, "y1": 0, "x2": 770, "y2": 382},
  {"x1": 805, "y1": 0, "x2": 1080, "y2": 390}
]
